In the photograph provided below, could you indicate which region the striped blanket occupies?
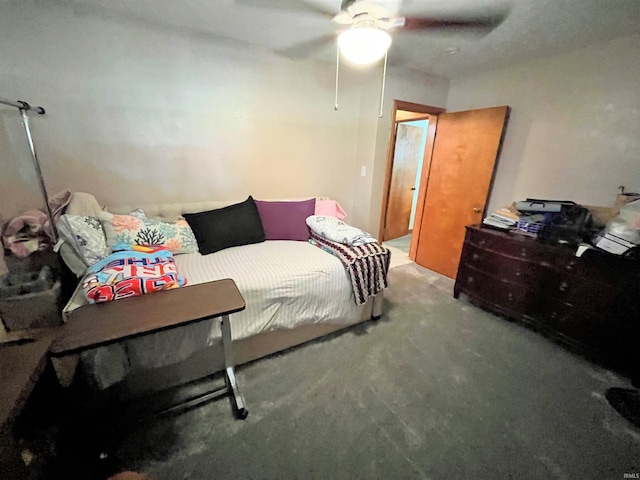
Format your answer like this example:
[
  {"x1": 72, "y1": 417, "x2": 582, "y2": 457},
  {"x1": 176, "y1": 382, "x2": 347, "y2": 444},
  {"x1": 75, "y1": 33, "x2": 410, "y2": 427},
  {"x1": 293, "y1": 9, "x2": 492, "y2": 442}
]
[{"x1": 309, "y1": 231, "x2": 391, "y2": 305}]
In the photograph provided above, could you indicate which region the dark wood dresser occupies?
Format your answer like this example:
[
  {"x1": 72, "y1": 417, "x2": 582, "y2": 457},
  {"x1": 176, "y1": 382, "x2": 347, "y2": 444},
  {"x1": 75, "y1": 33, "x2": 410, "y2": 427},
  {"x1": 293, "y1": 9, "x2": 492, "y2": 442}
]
[{"x1": 454, "y1": 225, "x2": 639, "y2": 377}]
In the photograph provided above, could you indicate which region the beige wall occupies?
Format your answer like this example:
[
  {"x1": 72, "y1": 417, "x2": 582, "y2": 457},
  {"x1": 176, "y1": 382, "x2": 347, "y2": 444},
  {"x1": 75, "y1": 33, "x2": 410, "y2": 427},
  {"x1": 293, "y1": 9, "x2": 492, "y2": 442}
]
[
  {"x1": 12, "y1": 4, "x2": 630, "y2": 235},
  {"x1": 0, "y1": 2, "x2": 449, "y2": 233},
  {"x1": 447, "y1": 34, "x2": 640, "y2": 214}
]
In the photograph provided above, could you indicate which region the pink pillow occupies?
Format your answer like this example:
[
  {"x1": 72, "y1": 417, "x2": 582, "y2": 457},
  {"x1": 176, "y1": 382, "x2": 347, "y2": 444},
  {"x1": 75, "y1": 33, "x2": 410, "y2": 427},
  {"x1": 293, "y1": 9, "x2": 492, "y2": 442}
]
[
  {"x1": 255, "y1": 199, "x2": 316, "y2": 241},
  {"x1": 315, "y1": 199, "x2": 347, "y2": 220}
]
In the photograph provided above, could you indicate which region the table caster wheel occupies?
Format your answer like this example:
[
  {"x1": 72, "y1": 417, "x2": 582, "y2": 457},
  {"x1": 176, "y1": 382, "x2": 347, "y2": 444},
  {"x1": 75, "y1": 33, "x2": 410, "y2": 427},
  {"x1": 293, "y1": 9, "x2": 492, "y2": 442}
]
[{"x1": 237, "y1": 408, "x2": 249, "y2": 420}]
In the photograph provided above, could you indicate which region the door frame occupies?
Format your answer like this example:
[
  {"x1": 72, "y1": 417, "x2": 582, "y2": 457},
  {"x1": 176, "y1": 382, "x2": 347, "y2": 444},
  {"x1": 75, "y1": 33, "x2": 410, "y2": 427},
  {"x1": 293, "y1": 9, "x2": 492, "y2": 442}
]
[{"x1": 379, "y1": 100, "x2": 445, "y2": 258}]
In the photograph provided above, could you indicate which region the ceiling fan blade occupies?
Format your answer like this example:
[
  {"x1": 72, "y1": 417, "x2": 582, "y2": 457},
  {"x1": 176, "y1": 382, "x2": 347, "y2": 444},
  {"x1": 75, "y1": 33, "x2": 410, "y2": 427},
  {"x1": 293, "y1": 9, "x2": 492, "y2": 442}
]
[
  {"x1": 402, "y1": 10, "x2": 509, "y2": 33},
  {"x1": 341, "y1": 0, "x2": 356, "y2": 10},
  {"x1": 234, "y1": 0, "x2": 335, "y2": 18},
  {"x1": 275, "y1": 33, "x2": 337, "y2": 60}
]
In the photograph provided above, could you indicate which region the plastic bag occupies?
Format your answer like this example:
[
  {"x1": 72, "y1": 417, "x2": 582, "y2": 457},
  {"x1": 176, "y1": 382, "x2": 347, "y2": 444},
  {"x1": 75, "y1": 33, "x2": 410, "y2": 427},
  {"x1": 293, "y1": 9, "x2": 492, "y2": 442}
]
[{"x1": 603, "y1": 199, "x2": 640, "y2": 244}]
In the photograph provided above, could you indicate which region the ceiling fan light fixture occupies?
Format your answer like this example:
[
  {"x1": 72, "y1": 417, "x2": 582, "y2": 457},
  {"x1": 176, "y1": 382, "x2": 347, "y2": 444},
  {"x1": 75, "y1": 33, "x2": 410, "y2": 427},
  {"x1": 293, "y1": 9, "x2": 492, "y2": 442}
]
[{"x1": 338, "y1": 26, "x2": 391, "y2": 65}]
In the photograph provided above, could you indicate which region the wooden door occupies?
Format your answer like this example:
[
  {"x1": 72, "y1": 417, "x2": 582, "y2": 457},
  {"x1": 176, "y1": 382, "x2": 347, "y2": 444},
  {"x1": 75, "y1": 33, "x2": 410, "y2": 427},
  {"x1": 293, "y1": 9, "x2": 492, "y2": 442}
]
[
  {"x1": 383, "y1": 123, "x2": 423, "y2": 241},
  {"x1": 414, "y1": 106, "x2": 509, "y2": 278}
]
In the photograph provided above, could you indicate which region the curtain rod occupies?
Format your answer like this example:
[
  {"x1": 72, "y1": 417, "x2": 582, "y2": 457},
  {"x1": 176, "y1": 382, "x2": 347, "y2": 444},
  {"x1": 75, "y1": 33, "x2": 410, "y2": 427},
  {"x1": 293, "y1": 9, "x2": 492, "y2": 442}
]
[
  {"x1": 0, "y1": 96, "x2": 46, "y2": 115},
  {"x1": 0, "y1": 95, "x2": 57, "y2": 242}
]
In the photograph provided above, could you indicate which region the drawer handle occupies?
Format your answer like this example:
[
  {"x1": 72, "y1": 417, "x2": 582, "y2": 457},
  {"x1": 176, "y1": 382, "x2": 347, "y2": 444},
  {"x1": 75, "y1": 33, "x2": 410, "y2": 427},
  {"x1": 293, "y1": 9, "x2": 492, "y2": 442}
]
[
  {"x1": 472, "y1": 253, "x2": 480, "y2": 261},
  {"x1": 566, "y1": 262, "x2": 575, "y2": 271},
  {"x1": 559, "y1": 281, "x2": 569, "y2": 292},
  {"x1": 479, "y1": 240, "x2": 486, "y2": 247},
  {"x1": 521, "y1": 248, "x2": 527, "y2": 257}
]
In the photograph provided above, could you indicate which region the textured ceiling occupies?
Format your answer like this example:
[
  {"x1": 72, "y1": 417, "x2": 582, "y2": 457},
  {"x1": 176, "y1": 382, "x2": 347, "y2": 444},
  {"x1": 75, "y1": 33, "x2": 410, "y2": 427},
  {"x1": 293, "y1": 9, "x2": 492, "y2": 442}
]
[{"x1": 36, "y1": 0, "x2": 640, "y2": 78}]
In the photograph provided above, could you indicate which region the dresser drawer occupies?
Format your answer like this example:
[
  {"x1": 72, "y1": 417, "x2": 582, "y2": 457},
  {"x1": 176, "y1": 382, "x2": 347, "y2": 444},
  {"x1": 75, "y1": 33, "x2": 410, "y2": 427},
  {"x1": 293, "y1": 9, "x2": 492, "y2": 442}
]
[
  {"x1": 465, "y1": 227, "x2": 551, "y2": 262},
  {"x1": 552, "y1": 254, "x2": 589, "y2": 277},
  {"x1": 565, "y1": 249, "x2": 640, "y2": 288},
  {"x1": 464, "y1": 227, "x2": 610, "y2": 275},
  {"x1": 536, "y1": 272, "x2": 596, "y2": 304},
  {"x1": 542, "y1": 303, "x2": 635, "y2": 355},
  {"x1": 461, "y1": 245, "x2": 547, "y2": 285},
  {"x1": 460, "y1": 242, "x2": 590, "y2": 302},
  {"x1": 456, "y1": 267, "x2": 537, "y2": 317}
]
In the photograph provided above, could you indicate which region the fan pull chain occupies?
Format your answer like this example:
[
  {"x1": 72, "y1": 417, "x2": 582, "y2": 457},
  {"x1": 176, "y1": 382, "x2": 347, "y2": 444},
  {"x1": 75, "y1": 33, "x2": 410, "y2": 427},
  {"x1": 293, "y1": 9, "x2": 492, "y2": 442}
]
[
  {"x1": 334, "y1": 45, "x2": 340, "y2": 111},
  {"x1": 378, "y1": 50, "x2": 388, "y2": 118}
]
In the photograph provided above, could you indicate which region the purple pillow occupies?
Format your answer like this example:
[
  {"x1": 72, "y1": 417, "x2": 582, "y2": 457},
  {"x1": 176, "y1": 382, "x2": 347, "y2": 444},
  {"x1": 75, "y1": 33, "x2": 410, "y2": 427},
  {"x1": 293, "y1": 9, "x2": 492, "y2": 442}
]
[{"x1": 255, "y1": 199, "x2": 316, "y2": 241}]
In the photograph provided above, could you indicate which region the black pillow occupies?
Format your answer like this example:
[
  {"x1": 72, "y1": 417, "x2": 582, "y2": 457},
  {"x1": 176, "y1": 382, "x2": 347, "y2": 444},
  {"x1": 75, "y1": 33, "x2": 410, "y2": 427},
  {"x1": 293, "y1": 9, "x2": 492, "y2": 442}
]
[{"x1": 183, "y1": 196, "x2": 265, "y2": 255}]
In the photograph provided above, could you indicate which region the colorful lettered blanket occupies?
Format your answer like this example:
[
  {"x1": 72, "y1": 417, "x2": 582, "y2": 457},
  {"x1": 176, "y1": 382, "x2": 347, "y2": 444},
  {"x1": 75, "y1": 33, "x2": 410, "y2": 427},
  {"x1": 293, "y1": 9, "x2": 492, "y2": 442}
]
[{"x1": 81, "y1": 244, "x2": 187, "y2": 303}]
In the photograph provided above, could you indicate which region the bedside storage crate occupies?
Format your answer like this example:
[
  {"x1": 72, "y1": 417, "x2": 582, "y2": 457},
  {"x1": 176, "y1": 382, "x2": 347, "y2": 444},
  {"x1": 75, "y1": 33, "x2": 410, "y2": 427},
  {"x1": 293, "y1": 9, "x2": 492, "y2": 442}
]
[{"x1": 0, "y1": 267, "x2": 63, "y2": 331}]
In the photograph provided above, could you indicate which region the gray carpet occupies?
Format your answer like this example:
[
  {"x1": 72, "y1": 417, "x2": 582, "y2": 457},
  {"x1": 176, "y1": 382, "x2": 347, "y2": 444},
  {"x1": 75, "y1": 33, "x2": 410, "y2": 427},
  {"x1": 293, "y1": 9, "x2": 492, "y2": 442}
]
[{"x1": 110, "y1": 263, "x2": 640, "y2": 479}]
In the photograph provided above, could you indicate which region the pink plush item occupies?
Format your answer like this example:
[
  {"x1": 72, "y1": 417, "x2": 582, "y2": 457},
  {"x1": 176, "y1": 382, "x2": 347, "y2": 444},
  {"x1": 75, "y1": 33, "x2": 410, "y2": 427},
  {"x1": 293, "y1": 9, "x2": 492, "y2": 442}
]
[
  {"x1": 315, "y1": 200, "x2": 347, "y2": 220},
  {"x1": 2, "y1": 209, "x2": 52, "y2": 258}
]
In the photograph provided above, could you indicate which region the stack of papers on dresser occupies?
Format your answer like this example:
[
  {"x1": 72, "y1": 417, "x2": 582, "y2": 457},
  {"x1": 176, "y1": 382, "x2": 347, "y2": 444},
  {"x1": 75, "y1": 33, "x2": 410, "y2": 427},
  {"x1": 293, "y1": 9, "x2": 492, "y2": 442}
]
[{"x1": 483, "y1": 208, "x2": 519, "y2": 229}]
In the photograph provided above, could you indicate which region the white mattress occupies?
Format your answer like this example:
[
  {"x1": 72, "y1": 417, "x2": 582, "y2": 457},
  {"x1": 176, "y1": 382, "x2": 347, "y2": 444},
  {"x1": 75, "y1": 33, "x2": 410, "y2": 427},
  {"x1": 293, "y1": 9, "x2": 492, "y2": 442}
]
[
  {"x1": 68, "y1": 241, "x2": 365, "y2": 389},
  {"x1": 176, "y1": 241, "x2": 363, "y2": 337}
]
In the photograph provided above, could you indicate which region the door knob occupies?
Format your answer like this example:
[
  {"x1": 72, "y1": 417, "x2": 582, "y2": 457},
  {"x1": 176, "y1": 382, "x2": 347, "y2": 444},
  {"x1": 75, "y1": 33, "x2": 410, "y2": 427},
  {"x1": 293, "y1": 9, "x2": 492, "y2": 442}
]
[
  {"x1": 410, "y1": 187, "x2": 416, "y2": 191},
  {"x1": 473, "y1": 207, "x2": 481, "y2": 213}
]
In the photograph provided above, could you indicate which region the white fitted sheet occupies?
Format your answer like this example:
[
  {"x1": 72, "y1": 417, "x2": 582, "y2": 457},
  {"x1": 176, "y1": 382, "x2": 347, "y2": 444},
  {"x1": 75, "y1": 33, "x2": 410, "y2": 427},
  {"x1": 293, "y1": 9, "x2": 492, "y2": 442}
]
[
  {"x1": 176, "y1": 241, "x2": 363, "y2": 336},
  {"x1": 68, "y1": 241, "x2": 366, "y2": 389}
]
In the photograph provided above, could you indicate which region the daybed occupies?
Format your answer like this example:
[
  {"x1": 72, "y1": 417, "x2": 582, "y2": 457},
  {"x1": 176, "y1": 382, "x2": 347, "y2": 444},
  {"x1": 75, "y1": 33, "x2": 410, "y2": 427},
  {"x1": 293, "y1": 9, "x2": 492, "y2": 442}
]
[{"x1": 55, "y1": 193, "x2": 389, "y2": 394}]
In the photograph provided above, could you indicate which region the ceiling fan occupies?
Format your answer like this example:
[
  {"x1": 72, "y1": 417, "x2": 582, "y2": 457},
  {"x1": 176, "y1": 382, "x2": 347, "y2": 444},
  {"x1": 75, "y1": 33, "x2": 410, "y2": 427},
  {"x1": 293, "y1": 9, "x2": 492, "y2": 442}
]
[
  {"x1": 237, "y1": 0, "x2": 510, "y2": 64},
  {"x1": 332, "y1": 0, "x2": 507, "y2": 33},
  {"x1": 236, "y1": 0, "x2": 508, "y2": 117}
]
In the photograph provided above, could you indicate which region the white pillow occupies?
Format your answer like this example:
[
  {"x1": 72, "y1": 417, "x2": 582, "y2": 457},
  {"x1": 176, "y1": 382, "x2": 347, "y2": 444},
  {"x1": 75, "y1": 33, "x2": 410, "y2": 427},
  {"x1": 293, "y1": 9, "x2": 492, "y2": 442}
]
[
  {"x1": 57, "y1": 214, "x2": 109, "y2": 267},
  {"x1": 306, "y1": 215, "x2": 377, "y2": 246}
]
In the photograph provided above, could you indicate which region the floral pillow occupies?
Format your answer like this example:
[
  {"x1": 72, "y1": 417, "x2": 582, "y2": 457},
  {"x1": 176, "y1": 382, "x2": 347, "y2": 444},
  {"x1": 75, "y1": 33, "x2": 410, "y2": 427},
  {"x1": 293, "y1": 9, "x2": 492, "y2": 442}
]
[
  {"x1": 98, "y1": 211, "x2": 198, "y2": 254},
  {"x1": 57, "y1": 214, "x2": 109, "y2": 267},
  {"x1": 306, "y1": 215, "x2": 378, "y2": 246}
]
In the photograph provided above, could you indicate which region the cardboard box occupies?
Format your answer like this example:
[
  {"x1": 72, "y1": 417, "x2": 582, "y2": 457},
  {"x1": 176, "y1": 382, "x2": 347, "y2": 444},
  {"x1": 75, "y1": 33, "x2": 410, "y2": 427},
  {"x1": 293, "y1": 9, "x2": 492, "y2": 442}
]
[
  {"x1": 595, "y1": 233, "x2": 637, "y2": 255},
  {"x1": 585, "y1": 205, "x2": 619, "y2": 226}
]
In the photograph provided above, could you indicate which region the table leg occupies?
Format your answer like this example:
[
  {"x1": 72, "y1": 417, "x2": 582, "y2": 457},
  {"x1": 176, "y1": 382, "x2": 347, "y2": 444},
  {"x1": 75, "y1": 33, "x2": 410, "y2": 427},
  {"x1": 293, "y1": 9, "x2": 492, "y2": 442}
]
[{"x1": 220, "y1": 314, "x2": 248, "y2": 419}]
